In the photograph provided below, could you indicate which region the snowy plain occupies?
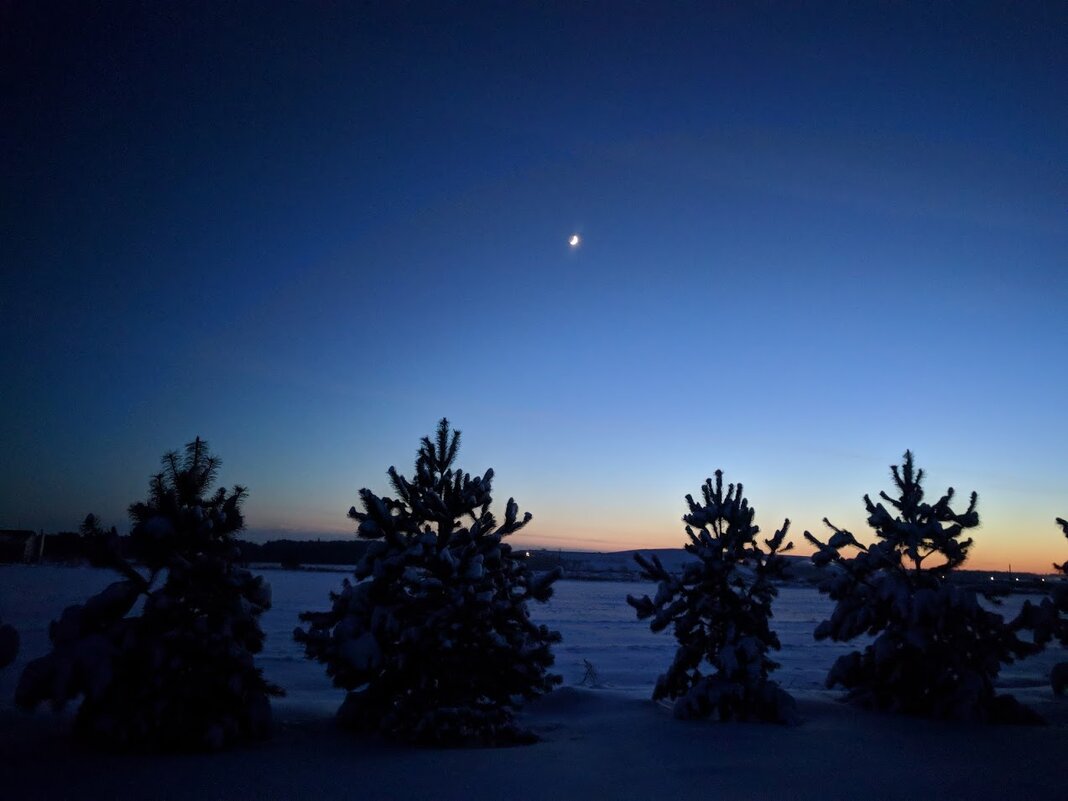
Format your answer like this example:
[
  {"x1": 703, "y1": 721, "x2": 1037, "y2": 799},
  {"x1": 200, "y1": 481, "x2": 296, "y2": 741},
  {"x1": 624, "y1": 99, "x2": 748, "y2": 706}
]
[{"x1": 1, "y1": 565, "x2": 1066, "y2": 800}]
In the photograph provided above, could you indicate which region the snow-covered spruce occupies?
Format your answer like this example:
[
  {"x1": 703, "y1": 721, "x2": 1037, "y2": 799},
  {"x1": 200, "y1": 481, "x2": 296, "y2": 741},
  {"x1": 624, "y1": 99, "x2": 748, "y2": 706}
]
[
  {"x1": 627, "y1": 471, "x2": 798, "y2": 723},
  {"x1": 804, "y1": 451, "x2": 1042, "y2": 723},
  {"x1": 16, "y1": 439, "x2": 280, "y2": 750},
  {"x1": 1016, "y1": 517, "x2": 1068, "y2": 696},
  {"x1": 1054, "y1": 517, "x2": 1068, "y2": 695},
  {"x1": 0, "y1": 618, "x2": 18, "y2": 669},
  {"x1": 295, "y1": 419, "x2": 562, "y2": 746}
]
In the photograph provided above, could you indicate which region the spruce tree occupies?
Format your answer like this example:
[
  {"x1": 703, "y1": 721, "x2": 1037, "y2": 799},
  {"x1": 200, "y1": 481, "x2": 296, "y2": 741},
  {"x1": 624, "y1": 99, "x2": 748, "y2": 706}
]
[
  {"x1": 627, "y1": 470, "x2": 798, "y2": 723},
  {"x1": 804, "y1": 451, "x2": 1042, "y2": 722},
  {"x1": 1017, "y1": 518, "x2": 1068, "y2": 695},
  {"x1": 78, "y1": 512, "x2": 121, "y2": 566},
  {"x1": 1052, "y1": 517, "x2": 1068, "y2": 695},
  {"x1": 16, "y1": 439, "x2": 280, "y2": 750},
  {"x1": 295, "y1": 418, "x2": 562, "y2": 746}
]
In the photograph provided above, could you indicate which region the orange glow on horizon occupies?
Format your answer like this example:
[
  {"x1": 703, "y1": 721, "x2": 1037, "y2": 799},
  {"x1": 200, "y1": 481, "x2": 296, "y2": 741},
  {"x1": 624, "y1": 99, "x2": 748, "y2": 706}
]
[
  {"x1": 508, "y1": 525, "x2": 1065, "y2": 576},
  {"x1": 250, "y1": 502, "x2": 1067, "y2": 576}
]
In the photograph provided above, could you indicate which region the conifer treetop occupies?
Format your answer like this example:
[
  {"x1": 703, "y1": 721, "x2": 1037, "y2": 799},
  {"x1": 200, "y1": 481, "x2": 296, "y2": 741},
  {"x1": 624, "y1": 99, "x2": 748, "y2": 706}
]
[
  {"x1": 681, "y1": 469, "x2": 792, "y2": 568},
  {"x1": 805, "y1": 450, "x2": 978, "y2": 577},
  {"x1": 132, "y1": 437, "x2": 246, "y2": 520},
  {"x1": 349, "y1": 417, "x2": 531, "y2": 554},
  {"x1": 127, "y1": 437, "x2": 248, "y2": 571},
  {"x1": 1055, "y1": 517, "x2": 1067, "y2": 574}
]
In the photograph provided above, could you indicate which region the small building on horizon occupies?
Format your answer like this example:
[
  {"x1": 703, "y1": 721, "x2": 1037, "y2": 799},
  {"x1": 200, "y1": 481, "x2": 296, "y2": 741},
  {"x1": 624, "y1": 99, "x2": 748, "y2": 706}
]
[{"x1": 0, "y1": 529, "x2": 45, "y2": 563}]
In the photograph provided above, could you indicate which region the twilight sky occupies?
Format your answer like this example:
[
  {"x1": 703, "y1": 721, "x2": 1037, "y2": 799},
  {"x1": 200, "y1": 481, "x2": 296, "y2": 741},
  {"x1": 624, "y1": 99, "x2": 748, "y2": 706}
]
[{"x1": 2, "y1": 3, "x2": 1066, "y2": 572}]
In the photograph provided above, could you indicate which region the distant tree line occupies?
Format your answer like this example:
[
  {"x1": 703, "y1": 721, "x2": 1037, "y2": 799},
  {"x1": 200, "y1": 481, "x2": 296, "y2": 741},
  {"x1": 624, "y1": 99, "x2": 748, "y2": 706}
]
[
  {"x1": 0, "y1": 530, "x2": 370, "y2": 568},
  {"x1": 234, "y1": 538, "x2": 369, "y2": 567}
]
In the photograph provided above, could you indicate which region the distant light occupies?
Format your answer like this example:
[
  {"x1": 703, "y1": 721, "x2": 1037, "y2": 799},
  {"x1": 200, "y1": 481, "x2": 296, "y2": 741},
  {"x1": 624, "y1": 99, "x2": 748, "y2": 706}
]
[
  {"x1": 525, "y1": 551, "x2": 531, "y2": 558},
  {"x1": 1015, "y1": 577, "x2": 1019, "y2": 581},
  {"x1": 990, "y1": 576, "x2": 994, "y2": 580},
  {"x1": 568, "y1": 234, "x2": 581, "y2": 248}
]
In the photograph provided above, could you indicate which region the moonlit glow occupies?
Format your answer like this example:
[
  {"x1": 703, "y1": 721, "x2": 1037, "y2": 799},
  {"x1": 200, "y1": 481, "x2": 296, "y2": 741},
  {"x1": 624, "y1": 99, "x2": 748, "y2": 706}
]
[{"x1": 569, "y1": 234, "x2": 581, "y2": 247}]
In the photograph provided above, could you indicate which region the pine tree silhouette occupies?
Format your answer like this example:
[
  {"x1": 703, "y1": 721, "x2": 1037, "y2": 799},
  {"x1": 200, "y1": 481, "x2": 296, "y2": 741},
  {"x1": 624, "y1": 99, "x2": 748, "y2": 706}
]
[
  {"x1": 16, "y1": 438, "x2": 280, "y2": 750},
  {"x1": 78, "y1": 512, "x2": 122, "y2": 569},
  {"x1": 1017, "y1": 518, "x2": 1068, "y2": 696},
  {"x1": 628, "y1": 470, "x2": 798, "y2": 723},
  {"x1": 296, "y1": 419, "x2": 562, "y2": 745},
  {"x1": 804, "y1": 451, "x2": 1043, "y2": 722},
  {"x1": 1054, "y1": 517, "x2": 1068, "y2": 696}
]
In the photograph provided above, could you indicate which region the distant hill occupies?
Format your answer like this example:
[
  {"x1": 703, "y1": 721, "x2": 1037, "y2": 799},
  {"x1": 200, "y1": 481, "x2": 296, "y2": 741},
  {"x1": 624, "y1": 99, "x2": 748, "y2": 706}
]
[
  {"x1": 526, "y1": 548, "x2": 1058, "y2": 592},
  {"x1": 9, "y1": 532, "x2": 1058, "y2": 594},
  {"x1": 525, "y1": 548, "x2": 695, "y2": 581},
  {"x1": 535, "y1": 548, "x2": 827, "y2": 585}
]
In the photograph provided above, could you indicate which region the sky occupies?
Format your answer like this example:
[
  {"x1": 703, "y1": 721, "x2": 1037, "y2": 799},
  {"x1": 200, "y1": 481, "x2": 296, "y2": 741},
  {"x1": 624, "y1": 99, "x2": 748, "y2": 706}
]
[{"x1": 1, "y1": 2, "x2": 1066, "y2": 572}]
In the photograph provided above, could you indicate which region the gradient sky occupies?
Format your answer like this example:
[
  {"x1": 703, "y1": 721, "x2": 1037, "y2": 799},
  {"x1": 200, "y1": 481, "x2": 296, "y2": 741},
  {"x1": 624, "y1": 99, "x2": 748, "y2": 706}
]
[{"x1": 2, "y1": 3, "x2": 1066, "y2": 572}]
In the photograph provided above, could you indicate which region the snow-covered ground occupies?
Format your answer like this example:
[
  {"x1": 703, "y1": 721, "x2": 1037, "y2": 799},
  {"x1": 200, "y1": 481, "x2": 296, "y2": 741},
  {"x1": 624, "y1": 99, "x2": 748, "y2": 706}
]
[{"x1": 1, "y1": 565, "x2": 1066, "y2": 800}]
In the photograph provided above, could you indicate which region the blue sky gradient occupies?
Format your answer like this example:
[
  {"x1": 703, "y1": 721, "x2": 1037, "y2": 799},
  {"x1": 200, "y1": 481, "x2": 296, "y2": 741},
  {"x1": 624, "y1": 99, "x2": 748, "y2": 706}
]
[{"x1": 2, "y1": 3, "x2": 1066, "y2": 570}]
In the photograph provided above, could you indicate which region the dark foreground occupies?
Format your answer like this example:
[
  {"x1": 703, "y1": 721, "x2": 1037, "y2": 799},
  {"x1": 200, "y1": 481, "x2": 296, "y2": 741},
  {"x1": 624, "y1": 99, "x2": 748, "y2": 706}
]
[{"x1": 2, "y1": 689, "x2": 1066, "y2": 801}]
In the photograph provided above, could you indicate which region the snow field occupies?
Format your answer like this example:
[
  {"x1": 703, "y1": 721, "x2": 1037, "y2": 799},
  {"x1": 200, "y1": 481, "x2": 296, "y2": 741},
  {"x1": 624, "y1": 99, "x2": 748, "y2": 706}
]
[
  {"x1": 2, "y1": 566, "x2": 1066, "y2": 801},
  {"x1": 1, "y1": 567, "x2": 1062, "y2": 715}
]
